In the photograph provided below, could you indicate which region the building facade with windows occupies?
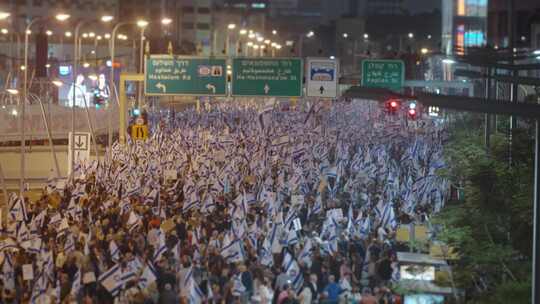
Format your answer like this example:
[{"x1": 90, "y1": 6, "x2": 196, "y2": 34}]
[{"x1": 442, "y1": 0, "x2": 488, "y2": 55}]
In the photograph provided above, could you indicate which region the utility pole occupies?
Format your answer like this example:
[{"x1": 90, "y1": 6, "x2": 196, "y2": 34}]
[
  {"x1": 508, "y1": 0, "x2": 517, "y2": 166},
  {"x1": 485, "y1": 67, "x2": 492, "y2": 150}
]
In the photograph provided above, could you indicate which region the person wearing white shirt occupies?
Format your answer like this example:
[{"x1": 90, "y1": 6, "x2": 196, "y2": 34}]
[{"x1": 299, "y1": 283, "x2": 313, "y2": 304}]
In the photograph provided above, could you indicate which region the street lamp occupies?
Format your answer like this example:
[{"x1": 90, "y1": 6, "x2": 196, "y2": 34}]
[
  {"x1": 226, "y1": 23, "x2": 237, "y2": 55},
  {"x1": 65, "y1": 31, "x2": 72, "y2": 37},
  {"x1": 161, "y1": 17, "x2": 172, "y2": 25},
  {"x1": 0, "y1": 11, "x2": 10, "y2": 20},
  {"x1": 239, "y1": 29, "x2": 247, "y2": 35},
  {"x1": 442, "y1": 58, "x2": 456, "y2": 64},
  {"x1": 306, "y1": 31, "x2": 315, "y2": 38},
  {"x1": 343, "y1": 33, "x2": 348, "y2": 39},
  {"x1": 55, "y1": 14, "x2": 70, "y2": 22},
  {"x1": 136, "y1": 19, "x2": 149, "y2": 109},
  {"x1": 421, "y1": 48, "x2": 429, "y2": 55},
  {"x1": 21, "y1": 13, "x2": 70, "y2": 194},
  {"x1": 45, "y1": 30, "x2": 53, "y2": 36},
  {"x1": 363, "y1": 33, "x2": 369, "y2": 40},
  {"x1": 272, "y1": 30, "x2": 277, "y2": 35},
  {"x1": 408, "y1": 32, "x2": 414, "y2": 39},
  {"x1": 101, "y1": 15, "x2": 114, "y2": 23}
]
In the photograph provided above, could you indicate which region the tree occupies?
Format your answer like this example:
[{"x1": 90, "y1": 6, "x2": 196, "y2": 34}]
[{"x1": 434, "y1": 113, "x2": 533, "y2": 303}]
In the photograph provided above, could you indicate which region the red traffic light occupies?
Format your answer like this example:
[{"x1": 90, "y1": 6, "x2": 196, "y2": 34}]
[
  {"x1": 390, "y1": 101, "x2": 398, "y2": 108},
  {"x1": 408, "y1": 109, "x2": 416, "y2": 116}
]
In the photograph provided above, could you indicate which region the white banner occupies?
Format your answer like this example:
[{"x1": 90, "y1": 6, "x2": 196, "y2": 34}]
[{"x1": 0, "y1": 104, "x2": 118, "y2": 141}]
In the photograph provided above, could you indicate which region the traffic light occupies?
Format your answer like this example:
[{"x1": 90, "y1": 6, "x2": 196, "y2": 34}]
[
  {"x1": 408, "y1": 101, "x2": 417, "y2": 120},
  {"x1": 385, "y1": 99, "x2": 400, "y2": 114}
]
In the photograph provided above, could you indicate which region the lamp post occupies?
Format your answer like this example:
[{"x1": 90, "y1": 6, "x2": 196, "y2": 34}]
[
  {"x1": 136, "y1": 20, "x2": 149, "y2": 109},
  {"x1": 21, "y1": 13, "x2": 70, "y2": 194},
  {"x1": 226, "y1": 23, "x2": 236, "y2": 56},
  {"x1": 71, "y1": 15, "x2": 112, "y2": 175}
]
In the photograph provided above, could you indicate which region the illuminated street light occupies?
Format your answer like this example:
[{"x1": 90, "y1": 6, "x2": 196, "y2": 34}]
[
  {"x1": 26, "y1": 30, "x2": 31, "y2": 35},
  {"x1": 272, "y1": 30, "x2": 277, "y2": 35},
  {"x1": 442, "y1": 58, "x2": 456, "y2": 64},
  {"x1": 228, "y1": 23, "x2": 236, "y2": 30},
  {"x1": 264, "y1": 39, "x2": 271, "y2": 44},
  {"x1": 0, "y1": 12, "x2": 10, "y2": 20},
  {"x1": 247, "y1": 41, "x2": 254, "y2": 47},
  {"x1": 137, "y1": 20, "x2": 149, "y2": 28},
  {"x1": 20, "y1": 65, "x2": 26, "y2": 71},
  {"x1": 343, "y1": 33, "x2": 348, "y2": 38},
  {"x1": 330, "y1": 55, "x2": 335, "y2": 59},
  {"x1": 427, "y1": 34, "x2": 432, "y2": 39},
  {"x1": 306, "y1": 31, "x2": 315, "y2": 38},
  {"x1": 65, "y1": 31, "x2": 72, "y2": 37},
  {"x1": 275, "y1": 44, "x2": 282, "y2": 49},
  {"x1": 256, "y1": 36, "x2": 264, "y2": 42},
  {"x1": 239, "y1": 29, "x2": 247, "y2": 35},
  {"x1": 55, "y1": 14, "x2": 71, "y2": 22},
  {"x1": 97, "y1": 35, "x2": 102, "y2": 40},
  {"x1": 46, "y1": 30, "x2": 53, "y2": 36},
  {"x1": 89, "y1": 32, "x2": 95, "y2": 38},
  {"x1": 82, "y1": 33, "x2": 89, "y2": 38},
  {"x1": 104, "y1": 33, "x2": 111, "y2": 39},
  {"x1": 421, "y1": 48, "x2": 429, "y2": 54},
  {"x1": 162, "y1": 18, "x2": 172, "y2": 25},
  {"x1": 101, "y1": 15, "x2": 114, "y2": 23},
  {"x1": 253, "y1": 44, "x2": 260, "y2": 50},
  {"x1": 248, "y1": 33, "x2": 256, "y2": 39},
  {"x1": 363, "y1": 33, "x2": 369, "y2": 39},
  {"x1": 408, "y1": 32, "x2": 414, "y2": 39}
]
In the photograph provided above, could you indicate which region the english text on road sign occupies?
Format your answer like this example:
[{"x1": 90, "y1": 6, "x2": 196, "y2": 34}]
[
  {"x1": 306, "y1": 57, "x2": 339, "y2": 98},
  {"x1": 131, "y1": 125, "x2": 149, "y2": 141},
  {"x1": 145, "y1": 55, "x2": 227, "y2": 96},
  {"x1": 361, "y1": 59, "x2": 404, "y2": 91},
  {"x1": 231, "y1": 58, "x2": 303, "y2": 97}
]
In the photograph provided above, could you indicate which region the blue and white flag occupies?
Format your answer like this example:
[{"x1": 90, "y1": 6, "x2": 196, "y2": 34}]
[
  {"x1": 98, "y1": 264, "x2": 124, "y2": 297},
  {"x1": 138, "y1": 261, "x2": 157, "y2": 290},
  {"x1": 282, "y1": 252, "x2": 304, "y2": 294},
  {"x1": 109, "y1": 240, "x2": 120, "y2": 262},
  {"x1": 220, "y1": 233, "x2": 245, "y2": 264},
  {"x1": 71, "y1": 268, "x2": 81, "y2": 296},
  {"x1": 153, "y1": 229, "x2": 167, "y2": 263}
]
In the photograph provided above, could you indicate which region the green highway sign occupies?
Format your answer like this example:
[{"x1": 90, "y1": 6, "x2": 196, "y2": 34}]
[
  {"x1": 231, "y1": 58, "x2": 303, "y2": 97},
  {"x1": 145, "y1": 55, "x2": 227, "y2": 96},
  {"x1": 361, "y1": 59, "x2": 405, "y2": 91}
]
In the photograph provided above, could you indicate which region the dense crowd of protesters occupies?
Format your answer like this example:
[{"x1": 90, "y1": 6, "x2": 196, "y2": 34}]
[{"x1": 0, "y1": 98, "x2": 448, "y2": 303}]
